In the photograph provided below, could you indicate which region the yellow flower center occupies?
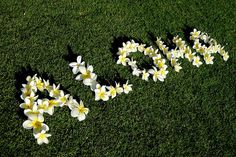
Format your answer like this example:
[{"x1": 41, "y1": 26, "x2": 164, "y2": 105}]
[
  {"x1": 60, "y1": 96, "x2": 67, "y2": 103},
  {"x1": 36, "y1": 81, "x2": 44, "y2": 90},
  {"x1": 78, "y1": 106, "x2": 86, "y2": 113},
  {"x1": 38, "y1": 133, "x2": 46, "y2": 139},
  {"x1": 82, "y1": 71, "x2": 91, "y2": 79},
  {"x1": 110, "y1": 88, "x2": 116, "y2": 96},
  {"x1": 32, "y1": 120, "x2": 42, "y2": 129},
  {"x1": 53, "y1": 89, "x2": 60, "y2": 97},
  {"x1": 98, "y1": 91, "x2": 105, "y2": 99}
]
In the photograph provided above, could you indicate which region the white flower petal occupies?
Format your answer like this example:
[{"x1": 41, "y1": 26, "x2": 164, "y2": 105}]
[
  {"x1": 77, "y1": 56, "x2": 82, "y2": 63},
  {"x1": 71, "y1": 110, "x2": 79, "y2": 117},
  {"x1": 78, "y1": 114, "x2": 86, "y2": 121},
  {"x1": 23, "y1": 120, "x2": 33, "y2": 129}
]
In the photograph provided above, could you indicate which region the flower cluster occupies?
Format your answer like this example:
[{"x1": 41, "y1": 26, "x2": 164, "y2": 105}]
[
  {"x1": 190, "y1": 28, "x2": 229, "y2": 63},
  {"x1": 156, "y1": 37, "x2": 184, "y2": 72},
  {"x1": 117, "y1": 40, "x2": 169, "y2": 82},
  {"x1": 20, "y1": 75, "x2": 89, "y2": 145},
  {"x1": 69, "y1": 56, "x2": 132, "y2": 101},
  {"x1": 117, "y1": 29, "x2": 230, "y2": 80}
]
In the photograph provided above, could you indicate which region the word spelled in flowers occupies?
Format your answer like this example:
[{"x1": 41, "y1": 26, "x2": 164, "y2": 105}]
[
  {"x1": 20, "y1": 75, "x2": 89, "y2": 145},
  {"x1": 117, "y1": 29, "x2": 229, "y2": 82},
  {"x1": 69, "y1": 56, "x2": 133, "y2": 101}
]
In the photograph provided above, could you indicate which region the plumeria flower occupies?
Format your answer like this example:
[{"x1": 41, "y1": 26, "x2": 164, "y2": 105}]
[
  {"x1": 117, "y1": 48, "x2": 127, "y2": 56},
  {"x1": 132, "y1": 68, "x2": 142, "y2": 76},
  {"x1": 148, "y1": 67, "x2": 164, "y2": 82},
  {"x1": 192, "y1": 56, "x2": 203, "y2": 67},
  {"x1": 20, "y1": 98, "x2": 34, "y2": 110},
  {"x1": 58, "y1": 91, "x2": 70, "y2": 107},
  {"x1": 174, "y1": 64, "x2": 182, "y2": 72},
  {"x1": 37, "y1": 99, "x2": 57, "y2": 115},
  {"x1": 117, "y1": 54, "x2": 130, "y2": 66},
  {"x1": 24, "y1": 103, "x2": 44, "y2": 119},
  {"x1": 123, "y1": 81, "x2": 132, "y2": 94},
  {"x1": 76, "y1": 65, "x2": 97, "y2": 86},
  {"x1": 23, "y1": 113, "x2": 48, "y2": 133},
  {"x1": 106, "y1": 86, "x2": 117, "y2": 99},
  {"x1": 21, "y1": 83, "x2": 37, "y2": 95},
  {"x1": 35, "y1": 77, "x2": 44, "y2": 91},
  {"x1": 144, "y1": 46, "x2": 154, "y2": 56},
  {"x1": 46, "y1": 99, "x2": 60, "y2": 115},
  {"x1": 37, "y1": 99, "x2": 50, "y2": 114},
  {"x1": 34, "y1": 130, "x2": 51, "y2": 145},
  {"x1": 123, "y1": 40, "x2": 138, "y2": 53},
  {"x1": 95, "y1": 85, "x2": 109, "y2": 101},
  {"x1": 22, "y1": 92, "x2": 38, "y2": 103},
  {"x1": 204, "y1": 53, "x2": 214, "y2": 64},
  {"x1": 190, "y1": 29, "x2": 201, "y2": 39},
  {"x1": 185, "y1": 52, "x2": 196, "y2": 62},
  {"x1": 198, "y1": 45, "x2": 207, "y2": 55},
  {"x1": 69, "y1": 56, "x2": 85, "y2": 74},
  {"x1": 115, "y1": 82, "x2": 124, "y2": 94},
  {"x1": 70, "y1": 100, "x2": 89, "y2": 121},
  {"x1": 138, "y1": 44, "x2": 146, "y2": 52},
  {"x1": 156, "y1": 59, "x2": 167, "y2": 70},
  {"x1": 49, "y1": 84, "x2": 61, "y2": 98},
  {"x1": 26, "y1": 75, "x2": 36, "y2": 84},
  {"x1": 158, "y1": 68, "x2": 168, "y2": 79},
  {"x1": 222, "y1": 52, "x2": 229, "y2": 61},
  {"x1": 153, "y1": 54, "x2": 162, "y2": 65},
  {"x1": 141, "y1": 70, "x2": 150, "y2": 81},
  {"x1": 43, "y1": 79, "x2": 52, "y2": 91},
  {"x1": 162, "y1": 47, "x2": 169, "y2": 55},
  {"x1": 66, "y1": 96, "x2": 79, "y2": 110},
  {"x1": 200, "y1": 34, "x2": 210, "y2": 43},
  {"x1": 128, "y1": 58, "x2": 137, "y2": 69},
  {"x1": 193, "y1": 39, "x2": 201, "y2": 50}
]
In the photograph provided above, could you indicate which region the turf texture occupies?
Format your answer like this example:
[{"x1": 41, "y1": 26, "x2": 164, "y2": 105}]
[{"x1": 0, "y1": 0, "x2": 236, "y2": 156}]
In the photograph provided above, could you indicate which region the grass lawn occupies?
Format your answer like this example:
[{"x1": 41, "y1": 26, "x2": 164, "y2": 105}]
[{"x1": 0, "y1": 0, "x2": 236, "y2": 156}]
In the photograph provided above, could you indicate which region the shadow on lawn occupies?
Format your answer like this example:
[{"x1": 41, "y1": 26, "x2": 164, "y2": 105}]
[{"x1": 182, "y1": 25, "x2": 195, "y2": 46}]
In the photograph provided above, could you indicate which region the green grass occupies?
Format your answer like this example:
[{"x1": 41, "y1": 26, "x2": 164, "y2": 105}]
[{"x1": 0, "y1": 0, "x2": 236, "y2": 156}]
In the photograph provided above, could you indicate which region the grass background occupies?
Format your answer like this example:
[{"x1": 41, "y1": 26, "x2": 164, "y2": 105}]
[{"x1": 0, "y1": 0, "x2": 236, "y2": 156}]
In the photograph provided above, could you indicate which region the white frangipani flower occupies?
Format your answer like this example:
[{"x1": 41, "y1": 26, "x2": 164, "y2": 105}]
[
  {"x1": 20, "y1": 98, "x2": 34, "y2": 110},
  {"x1": 148, "y1": 67, "x2": 164, "y2": 82},
  {"x1": 95, "y1": 85, "x2": 109, "y2": 101},
  {"x1": 128, "y1": 58, "x2": 137, "y2": 69},
  {"x1": 117, "y1": 54, "x2": 130, "y2": 66},
  {"x1": 34, "y1": 130, "x2": 51, "y2": 145},
  {"x1": 69, "y1": 56, "x2": 85, "y2": 74},
  {"x1": 115, "y1": 82, "x2": 124, "y2": 94},
  {"x1": 222, "y1": 52, "x2": 229, "y2": 61},
  {"x1": 141, "y1": 70, "x2": 150, "y2": 81},
  {"x1": 70, "y1": 100, "x2": 89, "y2": 121},
  {"x1": 193, "y1": 56, "x2": 203, "y2": 67},
  {"x1": 49, "y1": 84, "x2": 61, "y2": 98},
  {"x1": 58, "y1": 90, "x2": 70, "y2": 107},
  {"x1": 204, "y1": 53, "x2": 214, "y2": 64},
  {"x1": 76, "y1": 65, "x2": 97, "y2": 86},
  {"x1": 123, "y1": 81, "x2": 132, "y2": 94},
  {"x1": 23, "y1": 112, "x2": 48, "y2": 133},
  {"x1": 107, "y1": 86, "x2": 117, "y2": 99},
  {"x1": 132, "y1": 68, "x2": 142, "y2": 76}
]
